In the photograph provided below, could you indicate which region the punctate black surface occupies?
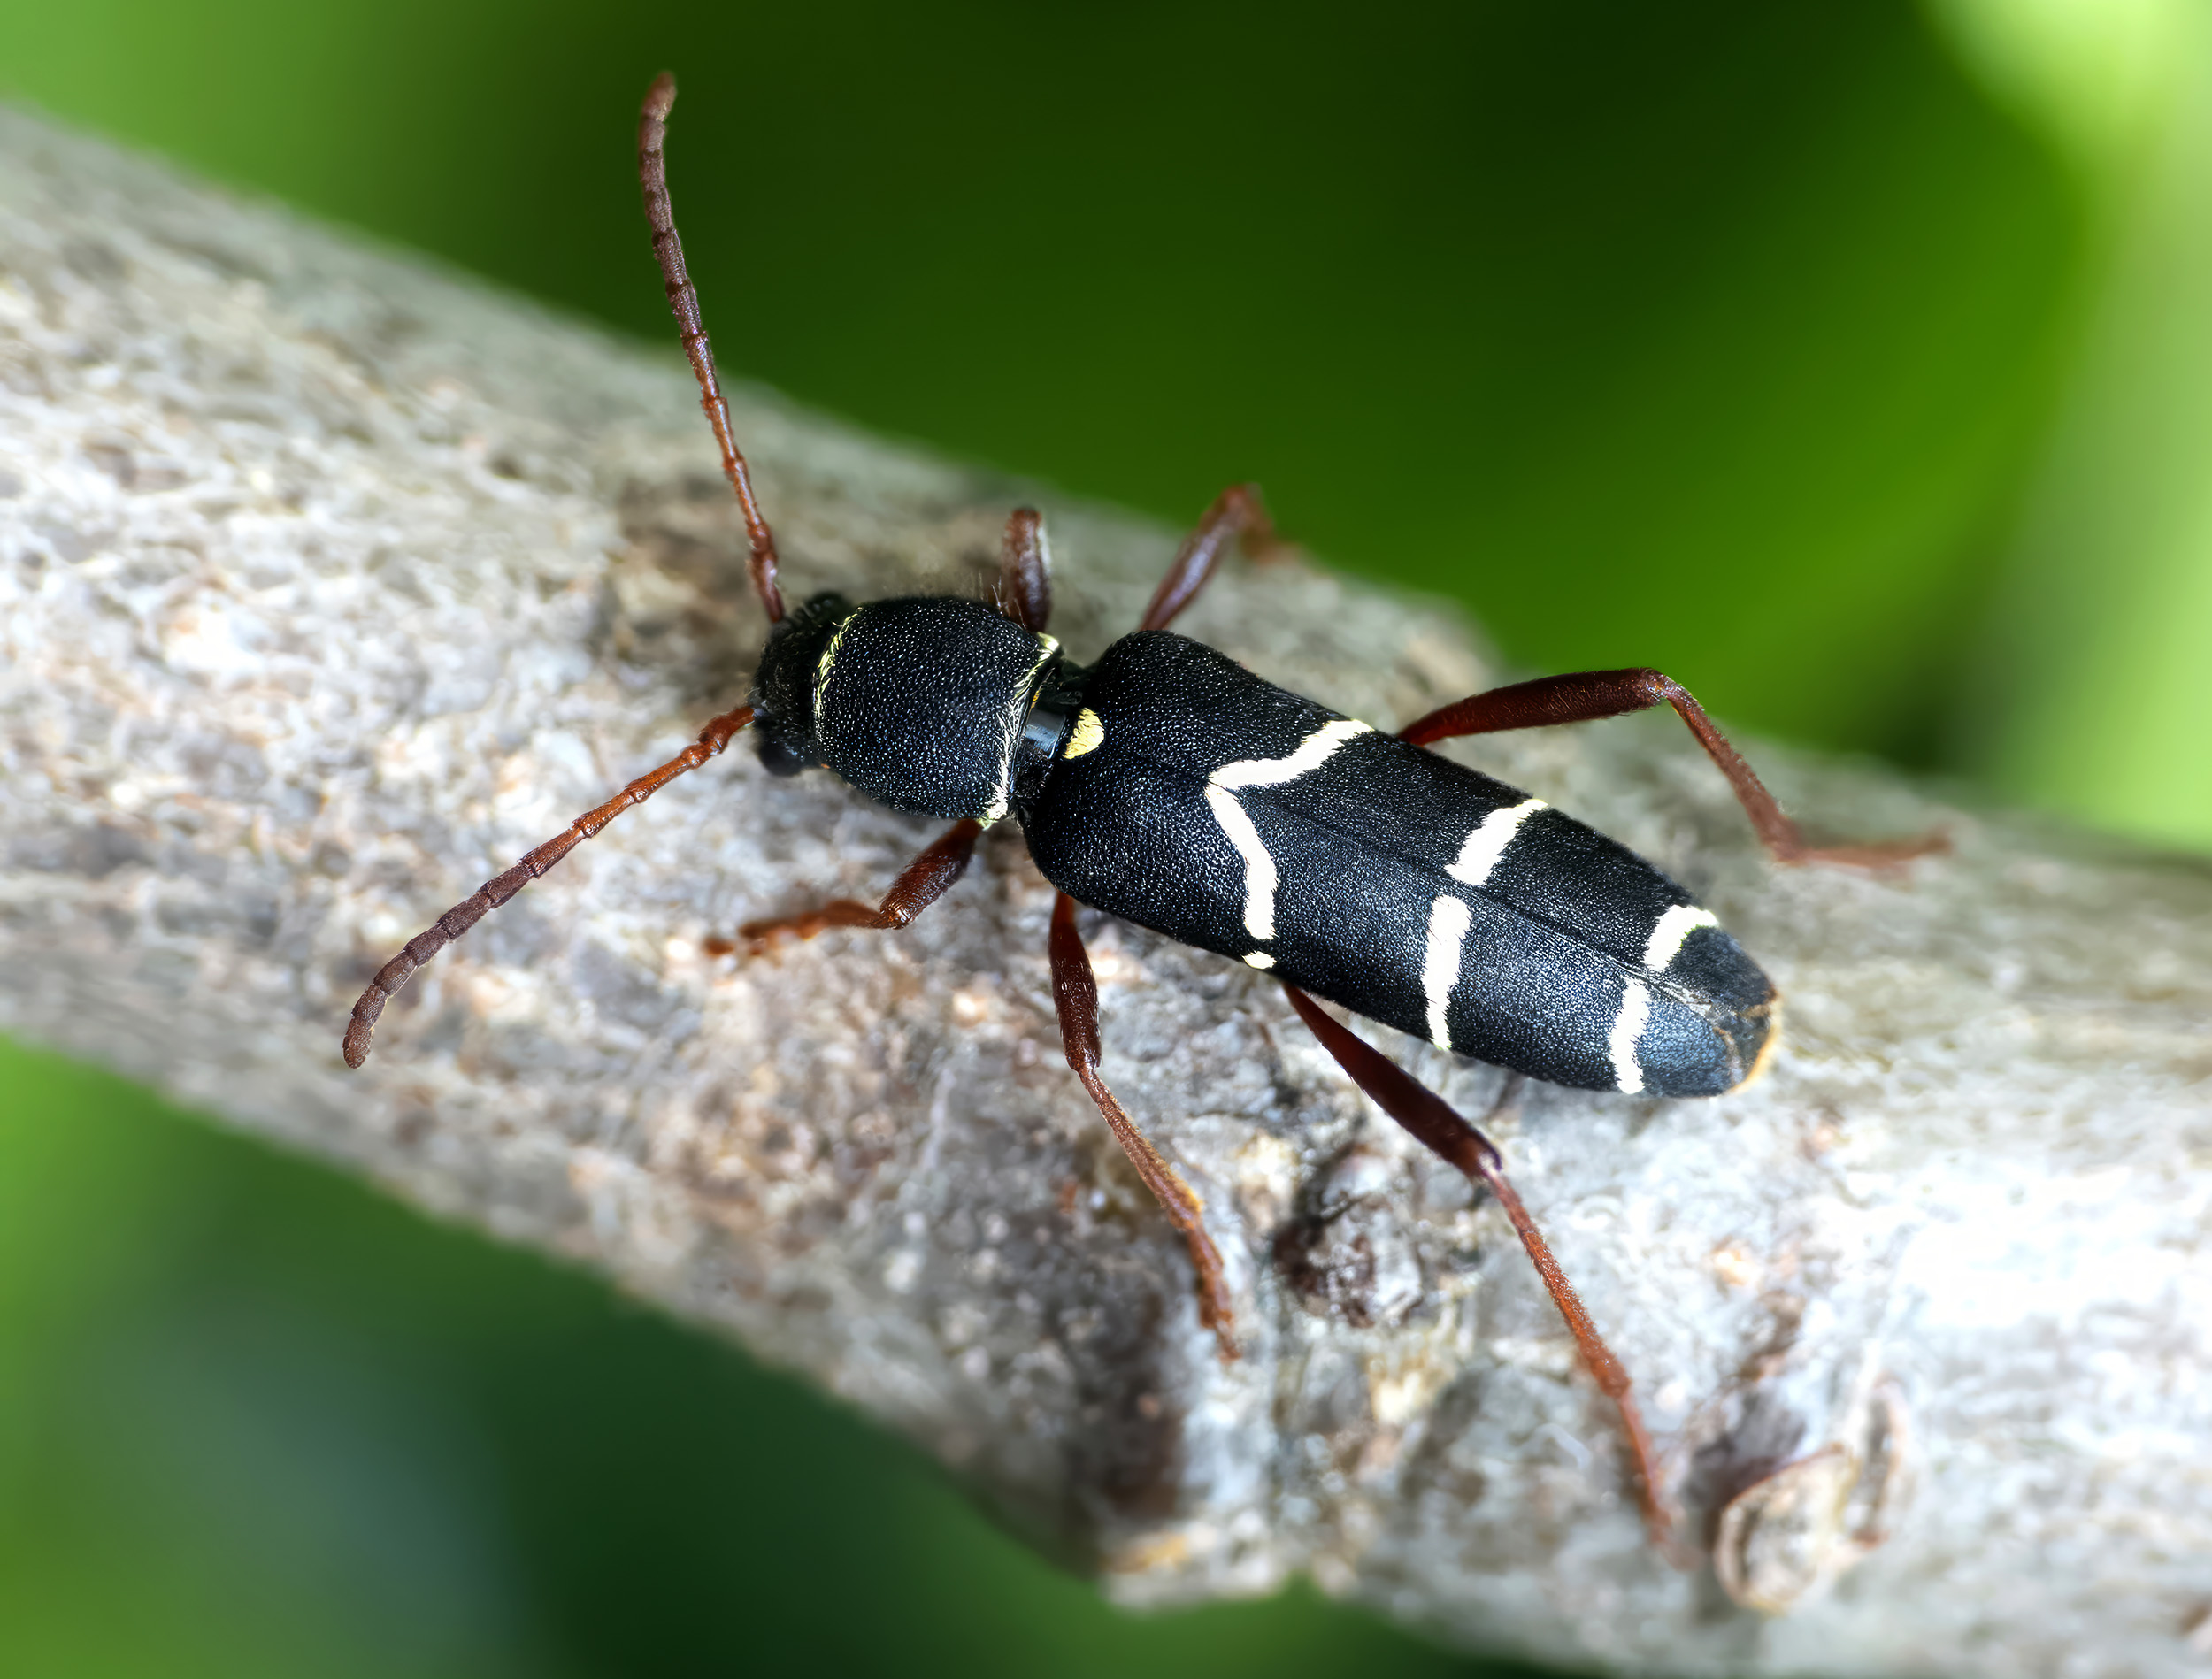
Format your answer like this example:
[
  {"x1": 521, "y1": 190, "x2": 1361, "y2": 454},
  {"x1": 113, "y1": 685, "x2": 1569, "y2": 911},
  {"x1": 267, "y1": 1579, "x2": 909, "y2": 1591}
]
[
  {"x1": 753, "y1": 595, "x2": 1064, "y2": 824},
  {"x1": 1020, "y1": 633, "x2": 1775, "y2": 1095}
]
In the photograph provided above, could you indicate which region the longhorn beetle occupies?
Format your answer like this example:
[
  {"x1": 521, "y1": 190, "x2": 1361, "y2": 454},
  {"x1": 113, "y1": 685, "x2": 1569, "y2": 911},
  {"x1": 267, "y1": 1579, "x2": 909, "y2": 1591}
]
[{"x1": 343, "y1": 74, "x2": 1943, "y2": 1551}]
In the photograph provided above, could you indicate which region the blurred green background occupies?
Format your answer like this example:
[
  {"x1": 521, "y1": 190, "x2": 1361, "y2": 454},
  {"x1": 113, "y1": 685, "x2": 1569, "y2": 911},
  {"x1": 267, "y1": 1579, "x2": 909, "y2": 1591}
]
[{"x1": 3, "y1": 0, "x2": 2208, "y2": 1674}]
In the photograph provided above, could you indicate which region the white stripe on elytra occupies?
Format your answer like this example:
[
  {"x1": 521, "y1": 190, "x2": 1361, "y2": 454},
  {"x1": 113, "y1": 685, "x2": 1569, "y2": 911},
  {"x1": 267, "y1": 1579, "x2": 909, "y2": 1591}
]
[
  {"x1": 1205, "y1": 718, "x2": 1373, "y2": 945},
  {"x1": 1422, "y1": 893, "x2": 1472, "y2": 1049},
  {"x1": 1446, "y1": 797, "x2": 1548, "y2": 888},
  {"x1": 1204, "y1": 786, "x2": 1279, "y2": 940},
  {"x1": 1609, "y1": 978, "x2": 1653, "y2": 1094},
  {"x1": 1210, "y1": 718, "x2": 1374, "y2": 791},
  {"x1": 1641, "y1": 903, "x2": 1718, "y2": 971}
]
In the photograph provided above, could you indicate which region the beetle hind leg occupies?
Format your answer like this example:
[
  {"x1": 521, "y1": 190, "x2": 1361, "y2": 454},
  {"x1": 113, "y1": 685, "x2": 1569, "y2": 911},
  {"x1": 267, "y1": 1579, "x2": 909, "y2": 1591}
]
[
  {"x1": 1048, "y1": 893, "x2": 1239, "y2": 1360},
  {"x1": 1136, "y1": 483, "x2": 1286, "y2": 634},
  {"x1": 1280, "y1": 983, "x2": 1678, "y2": 1552},
  {"x1": 1398, "y1": 667, "x2": 1945, "y2": 870}
]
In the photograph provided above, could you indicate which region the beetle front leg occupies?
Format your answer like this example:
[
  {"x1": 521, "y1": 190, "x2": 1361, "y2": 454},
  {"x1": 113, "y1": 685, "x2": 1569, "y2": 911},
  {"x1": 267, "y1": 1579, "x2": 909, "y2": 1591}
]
[
  {"x1": 1049, "y1": 893, "x2": 1239, "y2": 1360},
  {"x1": 1399, "y1": 668, "x2": 1945, "y2": 870},
  {"x1": 993, "y1": 508, "x2": 1052, "y2": 633},
  {"x1": 1281, "y1": 983, "x2": 1678, "y2": 1554},
  {"x1": 733, "y1": 818, "x2": 983, "y2": 954}
]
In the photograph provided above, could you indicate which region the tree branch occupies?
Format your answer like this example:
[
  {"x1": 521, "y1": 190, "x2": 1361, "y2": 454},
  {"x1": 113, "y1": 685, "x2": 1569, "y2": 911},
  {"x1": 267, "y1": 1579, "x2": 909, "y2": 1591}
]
[{"x1": 3, "y1": 106, "x2": 2208, "y2": 1676}]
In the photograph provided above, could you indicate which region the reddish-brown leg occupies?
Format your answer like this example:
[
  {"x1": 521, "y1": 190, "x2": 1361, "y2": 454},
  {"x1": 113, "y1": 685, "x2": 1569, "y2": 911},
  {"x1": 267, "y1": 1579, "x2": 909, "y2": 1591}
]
[
  {"x1": 640, "y1": 75, "x2": 786, "y2": 625},
  {"x1": 1399, "y1": 668, "x2": 1946, "y2": 870},
  {"x1": 1049, "y1": 893, "x2": 1238, "y2": 1359},
  {"x1": 1280, "y1": 984, "x2": 1674, "y2": 1551},
  {"x1": 735, "y1": 819, "x2": 984, "y2": 953},
  {"x1": 995, "y1": 508, "x2": 1052, "y2": 633},
  {"x1": 344, "y1": 702, "x2": 757, "y2": 1069},
  {"x1": 1138, "y1": 483, "x2": 1283, "y2": 633}
]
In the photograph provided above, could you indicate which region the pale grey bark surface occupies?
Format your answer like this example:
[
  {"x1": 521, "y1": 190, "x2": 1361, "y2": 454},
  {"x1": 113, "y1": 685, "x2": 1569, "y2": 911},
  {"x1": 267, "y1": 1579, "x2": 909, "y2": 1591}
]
[{"x1": 2, "y1": 107, "x2": 2208, "y2": 1677}]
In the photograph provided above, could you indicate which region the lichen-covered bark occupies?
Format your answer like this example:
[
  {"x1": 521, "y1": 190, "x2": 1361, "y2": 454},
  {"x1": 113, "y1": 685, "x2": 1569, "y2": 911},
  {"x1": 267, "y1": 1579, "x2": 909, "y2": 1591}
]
[{"x1": 2, "y1": 106, "x2": 2208, "y2": 1678}]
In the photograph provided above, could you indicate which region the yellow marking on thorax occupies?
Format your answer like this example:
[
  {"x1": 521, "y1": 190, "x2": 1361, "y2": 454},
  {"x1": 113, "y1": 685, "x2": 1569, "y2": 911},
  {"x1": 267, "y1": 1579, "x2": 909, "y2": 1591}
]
[{"x1": 1064, "y1": 708, "x2": 1105, "y2": 759}]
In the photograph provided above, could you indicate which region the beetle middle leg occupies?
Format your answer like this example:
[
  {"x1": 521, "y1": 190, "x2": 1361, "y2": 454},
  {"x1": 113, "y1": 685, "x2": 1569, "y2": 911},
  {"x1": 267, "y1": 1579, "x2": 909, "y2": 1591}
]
[
  {"x1": 1137, "y1": 482, "x2": 1284, "y2": 633},
  {"x1": 733, "y1": 818, "x2": 984, "y2": 954},
  {"x1": 1048, "y1": 892, "x2": 1239, "y2": 1359},
  {"x1": 1280, "y1": 982, "x2": 1677, "y2": 1552},
  {"x1": 1399, "y1": 668, "x2": 1946, "y2": 869}
]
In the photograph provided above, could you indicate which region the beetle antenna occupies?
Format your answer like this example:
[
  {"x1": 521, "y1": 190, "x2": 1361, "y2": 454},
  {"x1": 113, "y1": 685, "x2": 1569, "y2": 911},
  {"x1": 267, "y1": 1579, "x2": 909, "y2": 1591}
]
[
  {"x1": 639, "y1": 73, "x2": 787, "y2": 625},
  {"x1": 342, "y1": 703, "x2": 756, "y2": 1069}
]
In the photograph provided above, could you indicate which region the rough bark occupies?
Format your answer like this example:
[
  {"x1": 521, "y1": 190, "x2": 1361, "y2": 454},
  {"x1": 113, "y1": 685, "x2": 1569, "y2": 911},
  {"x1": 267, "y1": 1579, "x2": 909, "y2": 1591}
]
[{"x1": 2, "y1": 106, "x2": 2208, "y2": 1678}]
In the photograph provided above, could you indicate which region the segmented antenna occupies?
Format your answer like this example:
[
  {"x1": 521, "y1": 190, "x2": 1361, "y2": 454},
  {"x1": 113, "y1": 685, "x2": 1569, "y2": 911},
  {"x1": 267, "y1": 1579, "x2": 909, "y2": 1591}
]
[
  {"x1": 639, "y1": 73, "x2": 787, "y2": 625},
  {"x1": 342, "y1": 703, "x2": 756, "y2": 1069}
]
